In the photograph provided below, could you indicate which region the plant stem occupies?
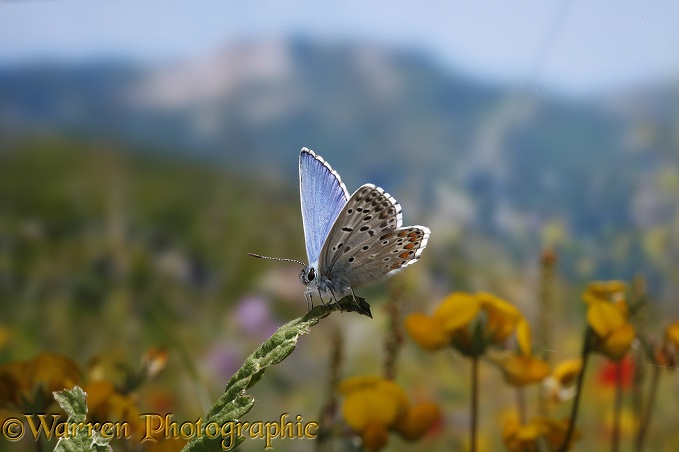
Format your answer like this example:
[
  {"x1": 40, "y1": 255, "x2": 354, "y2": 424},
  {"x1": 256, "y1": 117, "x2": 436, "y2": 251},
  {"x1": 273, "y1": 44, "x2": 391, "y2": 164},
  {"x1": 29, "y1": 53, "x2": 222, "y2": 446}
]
[
  {"x1": 631, "y1": 274, "x2": 648, "y2": 447},
  {"x1": 537, "y1": 248, "x2": 556, "y2": 416},
  {"x1": 558, "y1": 332, "x2": 590, "y2": 452},
  {"x1": 383, "y1": 290, "x2": 403, "y2": 380},
  {"x1": 612, "y1": 361, "x2": 623, "y2": 452},
  {"x1": 517, "y1": 387, "x2": 527, "y2": 425},
  {"x1": 471, "y1": 355, "x2": 479, "y2": 452},
  {"x1": 631, "y1": 349, "x2": 645, "y2": 436},
  {"x1": 315, "y1": 328, "x2": 344, "y2": 452},
  {"x1": 635, "y1": 363, "x2": 661, "y2": 451},
  {"x1": 183, "y1": 296, "x2": 365, "y2": 452}
]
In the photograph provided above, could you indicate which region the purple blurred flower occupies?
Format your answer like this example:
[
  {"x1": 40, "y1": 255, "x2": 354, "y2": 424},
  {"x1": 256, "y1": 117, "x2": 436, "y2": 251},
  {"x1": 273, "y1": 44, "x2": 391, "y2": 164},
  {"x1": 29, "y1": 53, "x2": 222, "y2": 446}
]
[
  {"x1": 233, "y1": 296, "x2": 278, "y2": 339},
  {"x1": 205, "y1": 343, "x2": 241, "y2": 380}
]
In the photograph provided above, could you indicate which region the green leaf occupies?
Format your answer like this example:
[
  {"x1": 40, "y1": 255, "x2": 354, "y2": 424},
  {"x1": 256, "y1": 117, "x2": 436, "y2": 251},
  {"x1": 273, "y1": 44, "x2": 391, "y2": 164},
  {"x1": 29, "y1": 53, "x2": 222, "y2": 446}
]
[
  {"x1": 53, "y1": 386, "x2": 112, "y2": 452},
  {"x1": 183, "y1": 295, "x2": 369, "y2": 452},
  {"x1": 52, "y1": 386, "x2": 87, "y2": 425}
]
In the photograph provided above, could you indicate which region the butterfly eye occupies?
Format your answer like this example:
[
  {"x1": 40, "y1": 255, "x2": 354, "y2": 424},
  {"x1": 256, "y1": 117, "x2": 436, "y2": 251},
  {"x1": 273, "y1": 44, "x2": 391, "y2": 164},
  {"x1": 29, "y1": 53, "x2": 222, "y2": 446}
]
[{"x1": 308, "y1": 268, "x2": 316, "y2": 281}]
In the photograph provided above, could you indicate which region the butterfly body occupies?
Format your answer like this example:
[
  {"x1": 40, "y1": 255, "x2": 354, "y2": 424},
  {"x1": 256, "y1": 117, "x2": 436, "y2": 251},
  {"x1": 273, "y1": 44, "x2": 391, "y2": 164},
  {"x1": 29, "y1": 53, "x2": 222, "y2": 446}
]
[{"x1": 299, "y1": 148, "x2": 430, "y2": 300}]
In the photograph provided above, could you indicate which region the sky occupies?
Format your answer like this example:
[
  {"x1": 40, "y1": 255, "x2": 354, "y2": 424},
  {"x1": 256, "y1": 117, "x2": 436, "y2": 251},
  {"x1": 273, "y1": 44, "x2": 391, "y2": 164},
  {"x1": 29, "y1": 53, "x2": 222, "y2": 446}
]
[{"x1": 1, "y1": 0, "x2": 678, "y2": 96}]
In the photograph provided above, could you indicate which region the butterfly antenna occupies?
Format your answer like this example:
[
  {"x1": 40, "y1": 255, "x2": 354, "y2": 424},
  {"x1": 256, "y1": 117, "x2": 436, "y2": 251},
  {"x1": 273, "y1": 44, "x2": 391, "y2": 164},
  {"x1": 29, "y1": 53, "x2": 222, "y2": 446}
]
[{"x1": 247, "y1": 253, "x2": 306, "y2": 267}]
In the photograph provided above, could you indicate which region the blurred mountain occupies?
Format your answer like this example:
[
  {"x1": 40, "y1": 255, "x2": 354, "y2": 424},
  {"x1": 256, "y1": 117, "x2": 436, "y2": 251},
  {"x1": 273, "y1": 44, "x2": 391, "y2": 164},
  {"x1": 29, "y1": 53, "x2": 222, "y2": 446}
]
[{"x1": 1, "y1": 37, "x2": 678, "y2": 286}]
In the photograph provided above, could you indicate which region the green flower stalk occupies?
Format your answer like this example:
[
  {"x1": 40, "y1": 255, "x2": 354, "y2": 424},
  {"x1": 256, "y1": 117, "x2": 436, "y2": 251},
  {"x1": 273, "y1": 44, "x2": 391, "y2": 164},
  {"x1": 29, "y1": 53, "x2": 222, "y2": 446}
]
[
  {"x1": 183, "y1": 296, "x2": 371, "y2": 452},
  {"x1": 383, "y1": 294, "x2": 403, "y2": 380},
  {"x1": 314, "y1": 327, "x2": 344, "y2": 452}
]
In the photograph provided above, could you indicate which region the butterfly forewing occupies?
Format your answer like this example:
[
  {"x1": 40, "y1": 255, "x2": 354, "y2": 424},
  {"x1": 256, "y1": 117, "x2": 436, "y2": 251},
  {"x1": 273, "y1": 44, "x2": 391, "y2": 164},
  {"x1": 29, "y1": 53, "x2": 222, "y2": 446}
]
[
  {"x1": 318, "y1": 184, "x2": 430, "y2": 290},
  {"x1": 299, "y1": 148, "x2": 350, "y2": 266}
]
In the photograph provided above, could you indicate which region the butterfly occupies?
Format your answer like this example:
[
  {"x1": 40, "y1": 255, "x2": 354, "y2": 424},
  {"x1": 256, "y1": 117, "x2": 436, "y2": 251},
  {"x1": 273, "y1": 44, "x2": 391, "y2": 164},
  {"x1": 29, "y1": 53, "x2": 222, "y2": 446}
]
[{"x1": 251, "y1": 148, "x2": 430, "y2": 307}]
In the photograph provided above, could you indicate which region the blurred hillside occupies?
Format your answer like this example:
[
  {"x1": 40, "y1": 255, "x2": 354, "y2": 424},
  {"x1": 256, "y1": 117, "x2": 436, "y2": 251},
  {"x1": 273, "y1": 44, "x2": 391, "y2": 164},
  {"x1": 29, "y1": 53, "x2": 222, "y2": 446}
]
[
  {"x1": 2, "y1": 36, "x2": 679, "y2": 452},
  {"x1": 1, "y1": 37, "x2": 679, "y2": 305}
]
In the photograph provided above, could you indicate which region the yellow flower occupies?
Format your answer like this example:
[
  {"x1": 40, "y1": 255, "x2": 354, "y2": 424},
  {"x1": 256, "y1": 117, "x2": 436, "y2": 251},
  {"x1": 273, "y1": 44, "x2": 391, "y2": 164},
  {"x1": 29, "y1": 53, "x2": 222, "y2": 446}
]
[
  {"x1": 404, "y1": 313, "x2": 450, "y2": 351},
  {"x1": 361, "y1": 422, "x2": 388, "y2": 452},
  {"x1": 503, "y1": 414, "x2": 578, "y2": 451},
  {"x1": 434, "y1": 292, "x2": 482, "y2": 331},
  {"x1": 476, "y1": 292, "x2": 522, "y2": 343},
  {"x1": 653, "y1": 321, "x2": 679, "y2": 368},
  {"x1": 544, "y1": 358, "x2": 582, "y2": 403},
  {"x1": 406, "y1": 292, "x2": 523, "y2": 357},
  {"x1": 339, "y1": 376, "x2": 440, "y2": 451},
  {"x1": 666, "y1": 321, "x2": 679, "y2": 350},
  {"x1": 391, "y1": 402, "x2": 441, "y2": 441},
  {"x1": 583, "y1": 280, "x2": 628, "y2": 304},
  {"x1": 515, "y1": 318, "x2": 532, "y2": 356},
  {"x1": 586, "y1": 293, "x2": 636, "y2": 361},
  {"x1": 494, "y1": 354, "x2": 551, "y2": 386},
  {"x1": 404, "y1": 292, "x2": 482, "y2": 351},
  {"x1": 552, "y1": 359, "x2": 583, "y2": 387},
  {"x1": 88, "y1": 346, "x2": 167, "y2": 394},
  {"x1": 339, "y1": 376, "x2": 408, "y2": 432},
  {"x1": 85, "y1": 380, "x2": 144, "y2": 440},
  {"x1": 0, "y1": 352, "x2": 81, "y2": 411},
  {"x1": 86, "y1": 380, "x2": 138, "y2": 421},
  {"x1": 491, "y1": 320, "x2": 550, "y2": 386}
]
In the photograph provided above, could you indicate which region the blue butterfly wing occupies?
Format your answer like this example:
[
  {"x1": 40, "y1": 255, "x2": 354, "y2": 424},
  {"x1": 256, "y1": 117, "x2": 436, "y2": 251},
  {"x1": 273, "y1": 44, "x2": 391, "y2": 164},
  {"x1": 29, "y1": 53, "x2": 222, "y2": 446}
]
[{"x1": 299, "y1": 148, "x2": 350, "y2": 266}]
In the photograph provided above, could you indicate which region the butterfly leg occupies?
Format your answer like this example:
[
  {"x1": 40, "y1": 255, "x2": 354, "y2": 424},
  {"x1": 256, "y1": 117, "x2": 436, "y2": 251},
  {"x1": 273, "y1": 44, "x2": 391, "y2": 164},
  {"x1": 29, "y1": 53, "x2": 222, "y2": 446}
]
[
  {"x1": 305, "y1": 291, "x2": 312, "y2": 311},
  {"x1": 328, "y1": 288, "x2": 344, "y2": 312},
  {"x1": 317, "y1": 288, "x2": 332, "y2": 308},
  {"x1": 305, "y1": 289, "x2": 322, "y2": 312}
]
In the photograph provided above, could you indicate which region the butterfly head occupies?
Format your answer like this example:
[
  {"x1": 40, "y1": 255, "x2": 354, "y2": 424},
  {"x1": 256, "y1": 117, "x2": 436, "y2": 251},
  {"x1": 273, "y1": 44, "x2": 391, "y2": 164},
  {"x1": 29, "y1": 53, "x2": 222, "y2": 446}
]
[{"x1": 299, "y1": 266, "x2": 316, "y2": 286}]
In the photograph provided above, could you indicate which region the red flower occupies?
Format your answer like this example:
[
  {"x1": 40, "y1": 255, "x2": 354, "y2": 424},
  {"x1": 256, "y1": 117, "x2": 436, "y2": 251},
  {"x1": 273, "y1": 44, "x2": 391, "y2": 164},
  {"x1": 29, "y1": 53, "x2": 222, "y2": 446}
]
[{"x1": 596, "y1": 360, "x2": 634, "y2": 389}]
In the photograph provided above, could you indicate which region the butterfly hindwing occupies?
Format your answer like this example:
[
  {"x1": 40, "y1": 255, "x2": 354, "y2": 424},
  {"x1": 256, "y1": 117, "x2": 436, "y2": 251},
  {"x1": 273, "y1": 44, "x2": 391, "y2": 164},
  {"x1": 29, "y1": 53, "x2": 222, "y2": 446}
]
[
  {"x1": 299, "y1": 148, "x2": 350, "y2": 267},
  {"x1": 319, "y1": 184, "x2": 430, "y2": 290},
  {"x1": 320, "y1": 184, "x2": 402, "y2": 270}
]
